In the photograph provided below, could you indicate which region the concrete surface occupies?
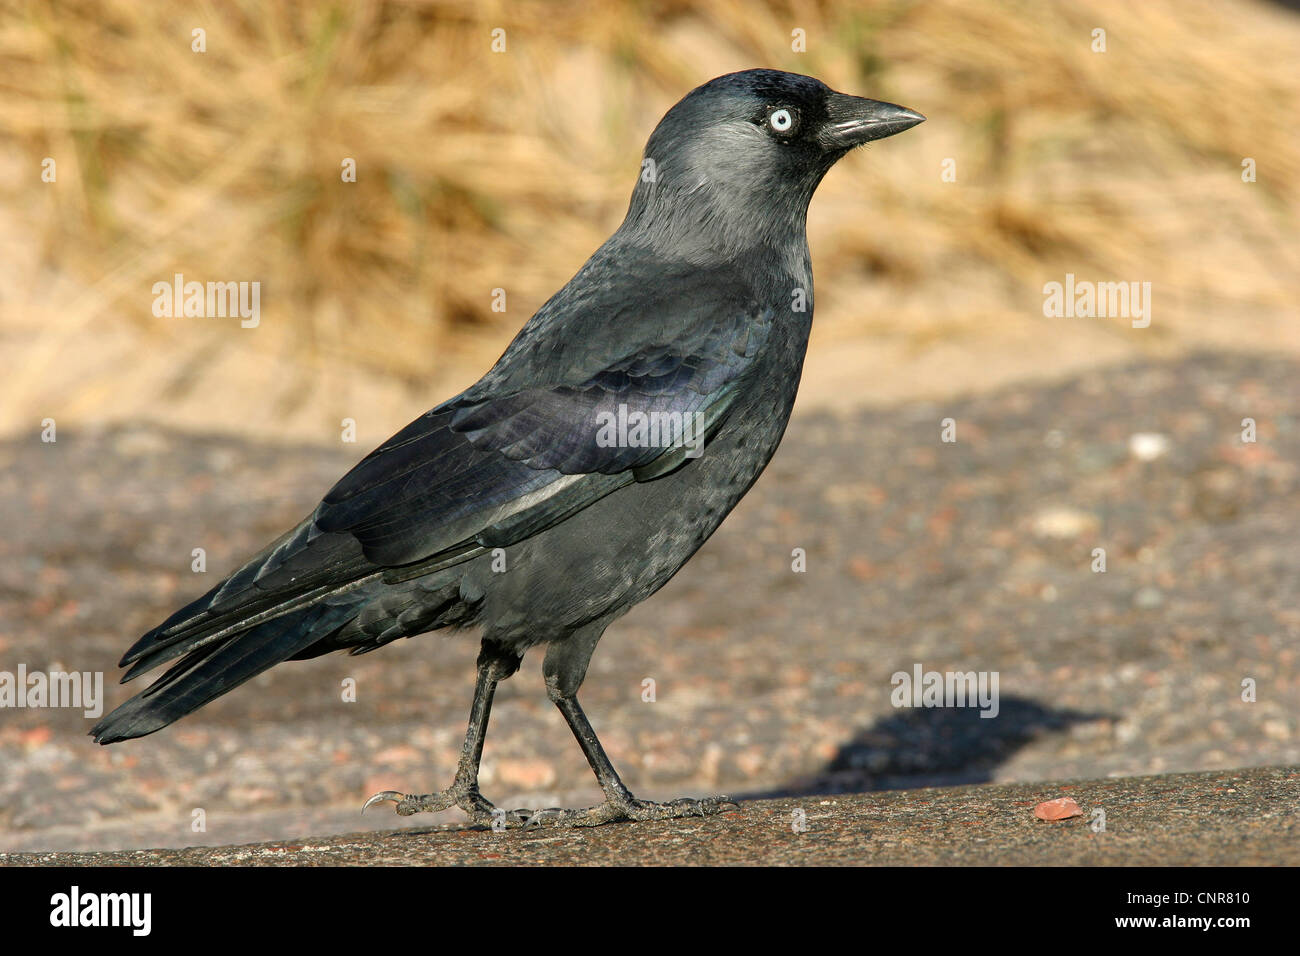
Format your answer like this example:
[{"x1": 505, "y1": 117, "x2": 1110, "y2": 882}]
[{"x1": 6, "y1": 766, "x2": 1295, "y2": 866}]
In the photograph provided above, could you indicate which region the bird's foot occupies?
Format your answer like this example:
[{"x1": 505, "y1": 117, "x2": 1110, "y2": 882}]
[
  {"x1": 361, "y1": 785, "x2": 530, "y2": 827},
  {"x1": 363, "y1": 785, "x2": 738, "y2": 829},
  {"x1": 515, "y1": 794, "x2": 740, "y2": 829}
]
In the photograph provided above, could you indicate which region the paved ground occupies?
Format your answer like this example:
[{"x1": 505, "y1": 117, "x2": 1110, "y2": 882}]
[
  {"x1": 1, "y1": 352, "x2": 1297, "y2": 854},
  {"x1": 5, "y1": 767, "x2": 1295, "y2": 866}
]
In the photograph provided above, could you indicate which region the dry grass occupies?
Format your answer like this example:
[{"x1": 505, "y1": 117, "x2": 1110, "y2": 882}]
[{"x1": 1, "y1": 0, "x2": 1297, "y2": 441}]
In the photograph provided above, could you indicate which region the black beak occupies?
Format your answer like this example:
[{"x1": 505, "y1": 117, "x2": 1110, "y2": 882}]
[{"x1": 820, "y1": 93, "x2": 925, "y2": 149}]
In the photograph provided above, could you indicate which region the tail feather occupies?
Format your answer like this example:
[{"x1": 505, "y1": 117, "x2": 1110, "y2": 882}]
[
  {"x1": 118, "y1": 521, "x2": 373, "y2": 671},
  {"x1": 91, "y1": 599, "x2": 363, "y2": 744},
  {"x1": 119, "y1": 575, "x2": 379, "y2": 682}
]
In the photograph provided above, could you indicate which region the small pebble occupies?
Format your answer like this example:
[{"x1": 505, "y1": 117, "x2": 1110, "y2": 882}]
[{"x1": 1034, "y1": 797, "x2": 1084, "y2": 821}]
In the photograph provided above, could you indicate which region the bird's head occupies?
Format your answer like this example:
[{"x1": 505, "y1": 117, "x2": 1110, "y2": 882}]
[{"x1": 621, "y1": 69, "x2": 924, "y2": 266}]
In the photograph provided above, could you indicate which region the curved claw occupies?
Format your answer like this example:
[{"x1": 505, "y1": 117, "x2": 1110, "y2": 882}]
[
  {"x1": 361, "y1": 790, "x2": 405, "y2": 815},
  {"x1": 519, "y1": 807, "x2": 565, "y2": 830}
]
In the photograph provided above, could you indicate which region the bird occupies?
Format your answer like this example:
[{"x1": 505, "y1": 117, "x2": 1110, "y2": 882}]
[{"x1": 91, "y1": 68, "x2": 924, "y2": 828}]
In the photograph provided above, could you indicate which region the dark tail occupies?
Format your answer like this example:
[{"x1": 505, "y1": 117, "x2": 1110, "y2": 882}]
[{"x1": 90, "y1": 597, "x2": 363, "y2": 744}]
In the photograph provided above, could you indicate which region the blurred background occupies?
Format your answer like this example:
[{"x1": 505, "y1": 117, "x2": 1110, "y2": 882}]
[
  {"x1": 3, "y1": 0, "x2": 1297, "y2": 438},
  {"x1": 1, "y1": 0, "x2": 1298, "y2": 852}
]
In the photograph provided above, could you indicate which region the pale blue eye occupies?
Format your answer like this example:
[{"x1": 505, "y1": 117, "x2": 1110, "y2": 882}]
[{"x1": 769, "y1": 108, "x2": 794, "y2": 133}]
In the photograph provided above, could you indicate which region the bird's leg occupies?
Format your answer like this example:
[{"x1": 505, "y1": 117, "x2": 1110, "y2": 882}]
[
  {"x1": 362, "y1": 641, "x2": 526, "y2": 826},
  {"x1": 535, "y1": 693, "x2": 738, "y2": 827},
  {"x1": 522, "y1": 624, "x2": 739, "y2": 828}
]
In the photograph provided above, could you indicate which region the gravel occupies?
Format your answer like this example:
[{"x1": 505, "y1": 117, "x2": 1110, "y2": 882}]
[{"x1": 1, "y1": 351, "x2": 1296, "y2": 853}]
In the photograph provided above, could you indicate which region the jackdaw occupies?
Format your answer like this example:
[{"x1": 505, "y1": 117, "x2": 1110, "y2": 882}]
[{"x1": 91, "y1": 69, "x2": 924, "y2": 827}]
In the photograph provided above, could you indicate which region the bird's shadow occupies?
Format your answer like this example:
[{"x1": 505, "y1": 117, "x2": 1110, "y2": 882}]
[{"x1": 746, "y1": 695, "x2": 1109, "y2": 800}]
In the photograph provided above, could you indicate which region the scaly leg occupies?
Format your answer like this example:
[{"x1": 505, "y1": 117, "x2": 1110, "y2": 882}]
[
  {"x1": 522, "y1": 620, "x2": 738, "y2": 828},
  {"x1": 362, "y1": 641, "x2": 527, "y2": 826}
]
